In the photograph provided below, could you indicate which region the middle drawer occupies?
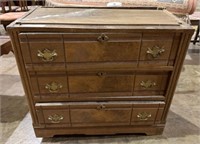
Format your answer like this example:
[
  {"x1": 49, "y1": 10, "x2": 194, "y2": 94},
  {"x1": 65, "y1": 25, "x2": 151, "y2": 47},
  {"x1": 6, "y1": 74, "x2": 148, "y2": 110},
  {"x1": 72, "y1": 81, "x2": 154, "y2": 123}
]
[{"x1": 29, "y1": 71, "x2": 170, "y2": 101}]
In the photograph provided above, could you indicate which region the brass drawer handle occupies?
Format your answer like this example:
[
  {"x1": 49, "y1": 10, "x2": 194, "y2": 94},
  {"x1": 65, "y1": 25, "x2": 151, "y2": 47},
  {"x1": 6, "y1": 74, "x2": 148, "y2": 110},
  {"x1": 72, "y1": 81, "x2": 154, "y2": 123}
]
[
  {"x1": 146, "y1": 46, "x2": 165, "y2": 58},
  {"x1": 97, "y1": 72, "x2": 107, "y2": 77},
  {"x1": 97, "y1": 33, "x2": 109, "y2": 42},
  {"x1": 137, "y1": 112, "x2": 152, "y2": 121},
  {"x1": 140, "y1": 80, "x2": 156, "y2": 89},
  {"x1": 37, "y1": 49, "x2": 57, "y2": 62},
  {"x1": 45, "y1": 82, "x2": 63, "y2": 93},
  {"x1": 96, "y1": 104, "x2": 106, "y2": 110},
  {"x1": 48, "y1": 114, "x2": 64, "y2": 123}
]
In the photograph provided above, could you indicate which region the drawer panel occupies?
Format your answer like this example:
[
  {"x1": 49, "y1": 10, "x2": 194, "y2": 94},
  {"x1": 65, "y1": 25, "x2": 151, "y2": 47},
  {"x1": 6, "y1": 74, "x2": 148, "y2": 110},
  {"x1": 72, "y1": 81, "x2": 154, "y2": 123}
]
[
  {"x1": 64, "y1": 33, "x2": 141, "y2": 62},
  {"x1": 29, "y1": 43, "x2": 64, "y2": 63},
  {"x1": 36, "y1": 105, "x2": 70, "y2": 128},
  {"x1": 19, "y1": 34, "x2": 65, "y2": 64},
  {"x1": 139, "y1": 33, "x2": 174, "y2": 66},
  {"x1": 70, "y1": 103, "x2": 132, "y2": 126},
  {"x1": 65, "y1": 42, "x2": 140, "y2": 62},
  {"x1": 30, "y1": 73, "x2": 68, "y2": 95},
  {"x1": 134, "y1": 73, "x2": 169, "y2": 92},
  {"x1": 68, "y1": 72, "x2": 134, "y2": 93}
]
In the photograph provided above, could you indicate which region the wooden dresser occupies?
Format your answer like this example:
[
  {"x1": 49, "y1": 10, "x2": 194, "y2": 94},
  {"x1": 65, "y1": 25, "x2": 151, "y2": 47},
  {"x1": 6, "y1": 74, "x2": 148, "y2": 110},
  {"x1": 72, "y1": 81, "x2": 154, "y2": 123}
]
[{"x1": 8, "y1": 7, "x2": 194, "y2": 137}]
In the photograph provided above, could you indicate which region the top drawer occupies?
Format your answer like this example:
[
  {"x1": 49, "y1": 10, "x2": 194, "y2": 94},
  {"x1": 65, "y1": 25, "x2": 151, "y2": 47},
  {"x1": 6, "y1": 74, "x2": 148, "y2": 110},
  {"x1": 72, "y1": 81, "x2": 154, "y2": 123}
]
[{"x1": 19, "y1": 32, "x2": 179, "y2": 68}]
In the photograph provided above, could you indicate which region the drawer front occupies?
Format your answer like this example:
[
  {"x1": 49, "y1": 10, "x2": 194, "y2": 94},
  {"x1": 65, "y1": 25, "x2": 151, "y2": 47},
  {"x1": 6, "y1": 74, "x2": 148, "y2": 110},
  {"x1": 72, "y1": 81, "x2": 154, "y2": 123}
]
[
  {"x1": 35, "y1": 102, "x2": 164, "y2": 127},
  {"x1": 19, "y1": 34, "x2": 65, "y2": 64},
  {"x1": 131, "y1": 103, "x2": 164, "y2": 125},
  {"x1": 70, "y1": 103, "x2": 132, "y2": 126},
  {"x1": 19, "y1": 33, "x2": 178, "y2": 67},
  {"x1": 134, "y1": 73, "x2": 169, "y2": 93},
  {"x1": 29, "y1": 72, "x2": 168, "y2": 101},
  {"x1": 30, "y1": 73, "x2": 68, "y2": 95},
  {"x1": 68, "y1": 72, "x2": 134, "y2": 94},
  {"x1": 139, "y1": 33, "x2": 174, "y2": 66},
  {"x1": 64, "y1": 33, "x2": 141, "y2": 62}
]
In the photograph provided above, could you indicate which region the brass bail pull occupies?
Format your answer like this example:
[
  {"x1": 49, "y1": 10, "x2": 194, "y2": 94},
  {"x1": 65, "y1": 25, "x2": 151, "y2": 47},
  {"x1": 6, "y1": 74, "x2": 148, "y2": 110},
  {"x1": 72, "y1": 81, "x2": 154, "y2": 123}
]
[
  {"x1": 137, "y1": 112, "x2": 152, "y2": 121},
  {"x1": 48, "y1": 114, "x2": 64, "y2": 123},
  {"x1": 37, "y1": 48, "x2": 57, "y2": 62},
  {"x1": 45, "y1": 82, "x2": 63, "y2": 93},
  {"x1": 140, "y1": 80, "x2": 156, "y2": 89},
  {"x1": 147, "y1": 46, "x2": 165, "y2": 58}
]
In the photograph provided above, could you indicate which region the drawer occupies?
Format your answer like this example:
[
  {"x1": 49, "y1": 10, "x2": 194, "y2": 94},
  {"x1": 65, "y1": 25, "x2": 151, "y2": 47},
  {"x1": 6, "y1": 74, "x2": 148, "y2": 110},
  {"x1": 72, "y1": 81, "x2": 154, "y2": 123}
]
[
  {"x1": 134, "y1": 73, "x2": 169, "y2": 93},
  {"x1": 70, "y1": 102, "x2": 132, "y2": 126},
  {"x1": 36, "y1": 104, "x2": 70, "y2": 128},
  {"x1": 64, "y1": 33, "x2": 141, "y2": 62},
  {"x1": 35, "y1": 102, "x2": 164, "y2": 127},
  {"x1": 68, "y1": 71, "x2": 134, "y2": 94},
  {"x1": 30, "y1": 73, "x2": 68, "y2": 95},
  {"x1": 19, "y1": 33, "x2": 65, "y2": 64},
  {"x1": 131, "y1": 103, "x2": 164, "y2": 125},
  {"x1": 139, "y1": 33, "x2": 174, "y2": 66}
]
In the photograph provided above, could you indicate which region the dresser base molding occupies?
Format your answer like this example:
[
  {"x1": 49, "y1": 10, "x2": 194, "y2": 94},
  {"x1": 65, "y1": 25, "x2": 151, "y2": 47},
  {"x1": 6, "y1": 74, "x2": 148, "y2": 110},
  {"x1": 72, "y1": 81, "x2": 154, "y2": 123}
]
[{"x1": 34, "y1": 125, "x2": 165, "y2": 137}]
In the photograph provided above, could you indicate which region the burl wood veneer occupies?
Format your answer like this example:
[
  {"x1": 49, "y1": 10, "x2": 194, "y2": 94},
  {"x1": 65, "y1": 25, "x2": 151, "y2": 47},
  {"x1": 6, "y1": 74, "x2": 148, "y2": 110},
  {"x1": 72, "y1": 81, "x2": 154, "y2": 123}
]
[{"x1": 7, "y1": 7, "x2": 194, "y2": 137}]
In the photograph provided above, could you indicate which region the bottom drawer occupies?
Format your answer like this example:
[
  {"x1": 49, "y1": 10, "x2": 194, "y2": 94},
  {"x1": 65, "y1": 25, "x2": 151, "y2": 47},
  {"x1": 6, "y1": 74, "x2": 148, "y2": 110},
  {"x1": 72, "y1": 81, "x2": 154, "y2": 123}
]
[{"x1": 35, "y1": 102, "x2": 164, "y2": 127}]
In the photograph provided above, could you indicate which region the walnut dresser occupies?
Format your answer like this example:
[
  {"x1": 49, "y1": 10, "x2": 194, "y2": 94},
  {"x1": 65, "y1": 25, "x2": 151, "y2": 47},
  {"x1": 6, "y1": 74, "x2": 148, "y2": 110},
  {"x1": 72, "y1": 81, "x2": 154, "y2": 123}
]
[{"x1": 8, "y1": 7, "x2": 194, "y2": 137}]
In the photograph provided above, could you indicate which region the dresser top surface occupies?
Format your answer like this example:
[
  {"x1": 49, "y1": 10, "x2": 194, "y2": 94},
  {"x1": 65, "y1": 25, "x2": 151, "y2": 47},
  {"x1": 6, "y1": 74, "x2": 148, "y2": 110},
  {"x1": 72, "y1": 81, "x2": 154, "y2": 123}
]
[{"x1": 19, "y1": 7, "x2": 180, "y2": 26}]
